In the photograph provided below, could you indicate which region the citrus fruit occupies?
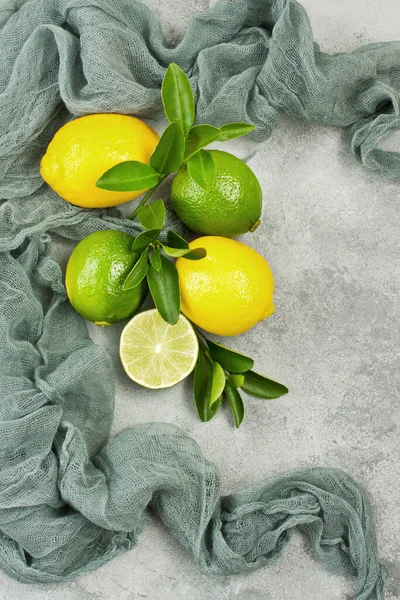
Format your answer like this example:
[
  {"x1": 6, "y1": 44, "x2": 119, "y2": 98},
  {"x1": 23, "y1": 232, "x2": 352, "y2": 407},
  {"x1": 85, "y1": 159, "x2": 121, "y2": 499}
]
[
  {"x1": 120, "y1": 309, "x2": 199, "y2": 389},
  {"x1": 65, "y1": 230, "x2": 147, "y2": 325},
  {"x1": 170, "y1": 150, "x2": 262, "y2": 238},
  {"x1": 175, "y1": 236, "x2": 274, "y2": 336},
  {"x1": 40, "y1": 114, "x2": 159, "y2": 208}
]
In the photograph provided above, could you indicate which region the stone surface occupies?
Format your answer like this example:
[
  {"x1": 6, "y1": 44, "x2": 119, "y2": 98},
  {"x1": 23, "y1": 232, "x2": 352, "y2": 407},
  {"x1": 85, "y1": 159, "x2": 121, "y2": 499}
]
[{"x1": 1, "y1": 0, "x2": 400, "y2": 599}]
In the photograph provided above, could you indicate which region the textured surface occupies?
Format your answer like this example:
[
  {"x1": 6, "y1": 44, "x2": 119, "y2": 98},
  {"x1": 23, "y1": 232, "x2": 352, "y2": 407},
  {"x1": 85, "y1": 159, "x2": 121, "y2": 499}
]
[{"x1": 1, "y1": 0, "x2": 400, "y2": 599}]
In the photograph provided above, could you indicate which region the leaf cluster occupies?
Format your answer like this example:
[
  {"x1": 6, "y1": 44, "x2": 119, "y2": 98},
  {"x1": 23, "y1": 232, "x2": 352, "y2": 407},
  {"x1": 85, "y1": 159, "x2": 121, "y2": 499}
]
[
  {"x1": 193, "y1": 338, "x2": 288, "y2": 428},
  {"x1": 124, "y1": 199, "x2": 205, "y2": 325},
  {"x1": 96, "y1": 63, "x2": 255, "y2": 196}
]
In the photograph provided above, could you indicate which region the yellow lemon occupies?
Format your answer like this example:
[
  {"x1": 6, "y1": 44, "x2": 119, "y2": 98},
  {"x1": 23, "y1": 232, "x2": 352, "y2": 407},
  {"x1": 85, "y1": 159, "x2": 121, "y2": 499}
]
[
  {"x1": 176, "y1": 236, "x2": 274, "y2": 336},
  {"x1": 40, "y1": 114, "x2": 159, "y2": 208}
]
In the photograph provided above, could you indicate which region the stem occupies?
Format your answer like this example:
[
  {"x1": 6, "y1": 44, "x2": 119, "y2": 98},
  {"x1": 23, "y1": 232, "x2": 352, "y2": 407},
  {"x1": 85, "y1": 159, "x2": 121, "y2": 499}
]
[
  {"x1": 128, "y1": 174, "x2": 168, "y2": 220},
  {"x1": 194, "y1": 327, "x2": 210, "y2": 355}
]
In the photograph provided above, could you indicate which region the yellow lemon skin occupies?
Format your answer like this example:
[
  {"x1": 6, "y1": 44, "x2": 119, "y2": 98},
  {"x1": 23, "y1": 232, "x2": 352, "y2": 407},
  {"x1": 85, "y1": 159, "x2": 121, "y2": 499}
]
[
  {"x1": 176, "y1": 236, "x2": 274, "y2": 336},
  {"x1": 40, "y1": 114, "x2": 159, "y2": 208}
]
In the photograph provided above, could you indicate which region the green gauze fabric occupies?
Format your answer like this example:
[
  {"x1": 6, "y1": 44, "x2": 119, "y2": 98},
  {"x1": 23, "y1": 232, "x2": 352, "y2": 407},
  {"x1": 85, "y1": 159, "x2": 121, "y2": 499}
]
[{"x1": 0, "y1": 0, "x2": 397, "y2": 596}]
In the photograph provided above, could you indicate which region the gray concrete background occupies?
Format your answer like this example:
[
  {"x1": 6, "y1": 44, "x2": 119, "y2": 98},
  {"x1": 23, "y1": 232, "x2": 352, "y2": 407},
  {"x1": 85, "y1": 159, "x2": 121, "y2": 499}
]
[{"x1": 1, "y1": 0, "x2": 400, "y2": 599}]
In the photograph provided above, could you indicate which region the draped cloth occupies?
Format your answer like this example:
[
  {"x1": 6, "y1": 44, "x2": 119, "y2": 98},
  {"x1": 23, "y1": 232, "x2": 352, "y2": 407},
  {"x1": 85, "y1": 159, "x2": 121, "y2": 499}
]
[{"x1": 1, "y1": 0, "x2": 398, "y2": 596}]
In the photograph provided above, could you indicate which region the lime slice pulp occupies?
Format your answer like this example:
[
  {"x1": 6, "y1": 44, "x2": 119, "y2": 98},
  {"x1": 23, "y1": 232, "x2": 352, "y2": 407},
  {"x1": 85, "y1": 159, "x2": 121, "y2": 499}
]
[{"x1": 120, "y1": 309, "x2": 199, "y2": 389}]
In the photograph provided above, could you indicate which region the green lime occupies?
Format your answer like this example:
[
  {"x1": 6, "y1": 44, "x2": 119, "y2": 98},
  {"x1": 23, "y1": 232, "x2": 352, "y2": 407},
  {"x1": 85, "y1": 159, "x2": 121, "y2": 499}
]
[
  {"x1": 65, "y1": 230, "x2": 148, "y2": 325},
  {"x1": 170, "y1": 150, "x2": 262, "y2": 238}
]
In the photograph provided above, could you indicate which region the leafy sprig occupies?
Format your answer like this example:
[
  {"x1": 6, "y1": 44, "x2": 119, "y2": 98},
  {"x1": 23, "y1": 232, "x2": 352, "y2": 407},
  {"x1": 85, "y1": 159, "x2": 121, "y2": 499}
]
[
  {"x1": 96, "y1": 63, "x2": 255, "y2": 215},
  {"x1": 95, "y1": 63, "x2": 288, "y2": 426},
  {"x1": 123, "y1": 199, "x2": 205, "y2": 325},
  {"x1": 193, "y1": 335, "x2": 288, "y2": 428}
]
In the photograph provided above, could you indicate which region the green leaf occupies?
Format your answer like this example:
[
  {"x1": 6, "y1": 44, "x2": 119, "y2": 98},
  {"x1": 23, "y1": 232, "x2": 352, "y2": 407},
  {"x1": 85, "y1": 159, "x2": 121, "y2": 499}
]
[
  {"x1": 131, "y1": 229, "x2": 161, "y2": 253},
  {"x1": 181, "y1": 247, "x2": 207, "y2": 261},
  {"x1": 227, "y1": 374, "x2": 245, "y2": 388},
  {"x1": 218, "y1": 122, "x2": 256, "y2": 142},
  {"x1": 150, "y1": 247, "x2": 162, "y2": 271},
  {"x1": 162, "y1": 63, "x2": 194, "y2": 136},
  {"x1": 210, "y1": 361, "x2": 226, "y2": 406},
  {"x1": 166, "y1": 230, "x2": 189, "y2": 250},
  {"x1": 224, "y1": 381, "x2": 244, "y2": 428},
  {"x1": 193, "y1": 351, "x2": 219, "y2": 422},
  {"x1": 123, "y1": 248, "x2": 149, "y2": 291},
  {"x1": 161, "y1": 244, "x2": 191, "y2": 258},
  {"x1": 207, "y1": 340, "x2": 254, "y2": 373},
  {"x1": 185, "y1": 125, "x2": 221, "y2": 160},
  {"x1": 150, "y1": 122, "x2": 185, "y2": 175},
  {"x1": 242, "y1": 371, "x2": 289, "y2": 400},
  {"x1": 147, "y1": 254, "x2": 180, "y2": 324},
  {"x1": 161, "y1": 244, "x2": 207, "y2": 259},
  {"x1": 210, "y1": 395, "x2": 223, "y2": 415},
  {"x1": 96, "y1": 161, "x2": 159, "y2": 191},
  {"x1": 137, "y1": 199, "x2": 165, "y2": 230},
  {"x1": 187, "y1": 149, "x2": 215, "y2": 191}
]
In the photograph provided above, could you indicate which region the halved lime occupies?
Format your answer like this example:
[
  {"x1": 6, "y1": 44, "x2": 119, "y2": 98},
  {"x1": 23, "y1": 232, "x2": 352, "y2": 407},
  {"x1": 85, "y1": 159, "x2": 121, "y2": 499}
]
[{"x1": 120, "y1": 309, "x2": 199, "y2": 389}]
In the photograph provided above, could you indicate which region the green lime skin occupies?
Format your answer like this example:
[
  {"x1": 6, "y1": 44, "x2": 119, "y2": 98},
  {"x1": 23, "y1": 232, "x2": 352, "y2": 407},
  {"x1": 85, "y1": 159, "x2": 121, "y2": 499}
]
[
  {"x1": 65, "y1": 230, "x2": 148, "y2": 325},
  {"x1": 170, "y1": 150, "x2": 262, "y2": 238}
]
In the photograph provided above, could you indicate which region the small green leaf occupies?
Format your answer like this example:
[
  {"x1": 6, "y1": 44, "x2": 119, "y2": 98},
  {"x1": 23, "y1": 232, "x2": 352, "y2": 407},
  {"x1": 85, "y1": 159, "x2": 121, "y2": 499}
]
[
  {"x1": 161, "y1": 244, "x2": 207, "y2": 259},
  {"x1": 150, "y1": 247, "x2": 162, "y2": 271},
  {"x1": 147, "y1": 254, "x2": 180, "y2": 324},
  {"x1": 224, "y1": 380, "x2": 244, "y2": 428},
  {"x1": 123, "y1": 248, "x2": 149, "y2": 290},
  {"x1": 131, "y1": 251, "x2": 140, "y2": 263},
  {"x1": 207, "y1": 340, "x2": 254, "y2": 373},
  {"x1": 210, "y1": 361, "x2": 226, "y2": 406},
  {"x1": 228, "y1": 374, "x2": 245, "y2": 388},
  {"x1": 185, "y1": 125, "x2": 221, "y2": 160},
  {"x1": 181, "y1": 247, "x2": 207, "y2": 261},
  {"x1": 242, "y1": 371, "x2": 289, "y2": 400},
  {"x1": 161, "y1": 244, "x2": 191, "y2": 258},
  {"x1": 137, "y1": 199, "x2": 165, "y2": 230},
  {"x1": 193, "y1": 351, "x2": 218, "y2": 422},
  {"x1": 150, "y1": 122, "x2": 185, "y2": 175},
  {"x1": 210, "y1": 395, "x2": 223, "y2": 415},
  {"x1": 96, "y1": 161, "x2": 159, "y2": 191},
  {"x1": 166, "y1": 230, "x2": 189, "y2": 250},
  {"x1": 218, "y1": 122, "x2": 256, "y2": 142},
  {"x1": 187, "y1": 149, "x2": 215, "y2": 191},
  {"x1": 162, "y1": 63, "x2": 195, "y2": 136},
  {"x1": 131, "y1": 229, "x2": 161, "y2": 253}
]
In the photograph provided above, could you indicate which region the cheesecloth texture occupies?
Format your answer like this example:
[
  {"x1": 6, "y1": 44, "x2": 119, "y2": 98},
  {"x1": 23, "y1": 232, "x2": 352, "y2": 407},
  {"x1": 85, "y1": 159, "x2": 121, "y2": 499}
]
[{"x1": 1, "y1": 0, "x2": 397, "y2": 596}]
